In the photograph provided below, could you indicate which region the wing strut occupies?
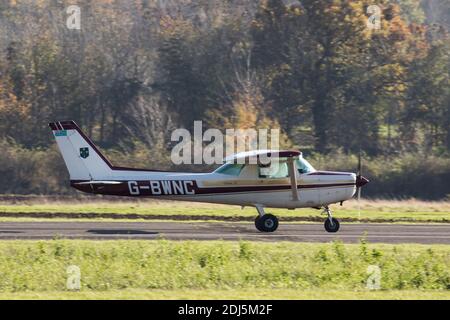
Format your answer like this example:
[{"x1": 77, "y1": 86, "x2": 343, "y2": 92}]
[{"x1": 287, "y1": 157, "x2": 299, "y2": 201}]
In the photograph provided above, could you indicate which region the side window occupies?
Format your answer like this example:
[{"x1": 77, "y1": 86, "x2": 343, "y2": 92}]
[
  {"x1": 215, "y1": 164, "x2": 245, "y2": 176},
  {"x1": 259, "y1": 162, "x2": 289, "y2": 179}
]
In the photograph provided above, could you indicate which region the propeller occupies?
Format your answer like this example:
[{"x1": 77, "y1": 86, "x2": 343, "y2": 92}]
[
  {"x1": 357, "y1": 150, "x2": 362, "y2": 198},
  {"x1": 357, "y1": 150, "x2": 362, "y2": 219},
  {"x1": 355, "y1": 150, "x2": 369, "y2": 219}
]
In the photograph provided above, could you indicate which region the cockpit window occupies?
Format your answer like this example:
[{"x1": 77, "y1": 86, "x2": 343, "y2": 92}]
[
  {"x1": 215, "y1": 163, "x2": 245, "y2": 176},
  {"x1": 296, "y1": 157, "x2": 316, "y2": 174}
]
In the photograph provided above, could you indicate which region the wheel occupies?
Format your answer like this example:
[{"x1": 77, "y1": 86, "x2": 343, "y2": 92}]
[
  {"x1": 255, "y1": 214, "x2": 279, "y2": 232},
  {"x1": 254, "y1": 215, "x2": 262, "y2": 229},
  {"x1": 324, "y1": 218, "x2": 340, "y2": 233}
]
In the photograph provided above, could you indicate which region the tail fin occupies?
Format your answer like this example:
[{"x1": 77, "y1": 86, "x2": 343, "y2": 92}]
[{"x1": 49, "y1": 121, "x2": 112, "y2": 180}]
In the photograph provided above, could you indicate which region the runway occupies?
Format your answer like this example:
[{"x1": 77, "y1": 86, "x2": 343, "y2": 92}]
[{"x1": 0, "y1": 222, "x2": 449, "y2": 244}]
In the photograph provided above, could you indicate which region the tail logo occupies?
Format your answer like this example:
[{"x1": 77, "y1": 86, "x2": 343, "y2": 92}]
[{"x1": 80, "y1": 147, "x2": 89, "y2": 159}]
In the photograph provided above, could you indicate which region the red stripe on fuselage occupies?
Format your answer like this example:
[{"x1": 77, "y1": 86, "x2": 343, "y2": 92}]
[
  {"x1": 308, "y1": 171, "x2": 352, "y2": 176},
  {"x1": 70, "y1": 180, "x2": 355, "y2": 196}
]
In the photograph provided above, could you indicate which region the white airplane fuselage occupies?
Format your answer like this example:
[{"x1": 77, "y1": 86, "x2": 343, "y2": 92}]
[{"x1": 72, "y1": 169, "x2": 357, "y2": 209}]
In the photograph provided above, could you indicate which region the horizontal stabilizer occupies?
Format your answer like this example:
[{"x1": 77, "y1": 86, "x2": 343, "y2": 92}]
[{"x1": 74, "y1": 181, "x2": 123, "y2": 185}]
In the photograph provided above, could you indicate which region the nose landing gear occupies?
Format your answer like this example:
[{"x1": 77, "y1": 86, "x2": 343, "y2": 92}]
[{"x1": 323, "y1": 206, "x2": 340, "y2": 233}]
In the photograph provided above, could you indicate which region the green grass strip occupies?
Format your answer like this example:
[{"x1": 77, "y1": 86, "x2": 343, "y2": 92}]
[{"x1": 0, "y1": 240, "x2": 448, "y2": 293}]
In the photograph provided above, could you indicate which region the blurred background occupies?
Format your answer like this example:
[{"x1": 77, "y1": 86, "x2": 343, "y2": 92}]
[{"x1": 0, "y1": 0, "x2": 448, "y2": 199}]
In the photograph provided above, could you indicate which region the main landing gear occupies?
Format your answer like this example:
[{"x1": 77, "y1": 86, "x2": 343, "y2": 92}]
[
  {"x1": 254, "y1": 206, "x2": 279, "y2": 233},
  {"x1": 253, "y1": 205, "x2": 340, "y2": 233},
  {"x1": 323, "y1": 206, "x2": 340, "y2": 233}
]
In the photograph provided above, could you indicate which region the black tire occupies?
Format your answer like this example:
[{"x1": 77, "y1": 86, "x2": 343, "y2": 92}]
[
  {"x1": 324, "y1": 218, "x2": 340, "y2": 233},
  {"x1": 255, "y1": 214, "x2": 279, "y2": 233},
  {"x1": 254, "y1": 216, "x2": 262, "y2": 230}
]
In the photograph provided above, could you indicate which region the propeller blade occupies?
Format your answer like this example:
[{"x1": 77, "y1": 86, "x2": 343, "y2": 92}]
[
  {"x1": 358, "y1": 149, "x2": 362, "y2": 176},
  {"x1": 357, "y1": 187, "x2": 362, "y2": 220},
  {"x1": 357, "y1": 149, "x2": 362, "y2": 220}
]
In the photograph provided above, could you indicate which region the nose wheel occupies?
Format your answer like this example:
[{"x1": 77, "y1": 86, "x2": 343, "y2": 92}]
[
  {"x1": 254, "y1": 206, "x2": 279, "y2": 232},
  {"x1": 323, "y1": 206, "x2": 340, "y2": 233}
]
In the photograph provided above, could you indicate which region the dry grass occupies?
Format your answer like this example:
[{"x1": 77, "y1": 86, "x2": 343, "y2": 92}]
[
  {"x1": 1, "y1": 196, "x2": 449, "y2": 211},
  {"x1": 343, "y1": 199, "x2": 450, "y2": 212},
  {"x1": 0, "y1": 197, "x2": 449, "y2": 222},
  {"x1": 1, "y1": 289, "x2": 449, "y2": 300}
]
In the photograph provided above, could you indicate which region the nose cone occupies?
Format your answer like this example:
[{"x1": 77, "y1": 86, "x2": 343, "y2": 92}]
[{"x1": 356, "y1": 175, "x2": 369, "y2": 187}]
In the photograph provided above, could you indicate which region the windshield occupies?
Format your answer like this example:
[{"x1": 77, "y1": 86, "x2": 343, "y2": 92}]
[{"x1": 296, "y1": 157, "x2": 316, "y2": 174}]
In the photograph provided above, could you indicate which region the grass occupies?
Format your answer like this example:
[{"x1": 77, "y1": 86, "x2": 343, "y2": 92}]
[
  {"x1": 0, "y1": 240, "x2": 448, "y2": 300},
  {"x1": 0, "y1": 198, "x2": 449, "y2": 222}
]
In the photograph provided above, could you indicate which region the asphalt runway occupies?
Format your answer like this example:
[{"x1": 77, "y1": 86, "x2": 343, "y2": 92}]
[{"x1": 0, "y1": 222, "x2": 449, "y2": 244}]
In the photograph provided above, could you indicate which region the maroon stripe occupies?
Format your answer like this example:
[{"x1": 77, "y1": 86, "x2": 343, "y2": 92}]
[
  {"x1": 195, "y1": 183, "x2": 355, "y2": 194},
  {"x1": 70, "y1": 180, "x2": 355, "y2": 196},
  {"x1": 267, "y1": 150, "x2": 301, "y2": 158},
  {"x1": 60, "y1": 121, "x2": 78, "y2": 130},
  {"x1": 308, "y1": 171, "x2": 352, "y2": 176},
  {"x1": 112, "y1": 166, "x2": 177, "y2": 172},
  {"x1": 228, "y1": 151, "x2": 301, "y2": 163}
]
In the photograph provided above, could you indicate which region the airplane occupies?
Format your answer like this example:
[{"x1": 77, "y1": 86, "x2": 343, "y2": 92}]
[{"x1": 49, "y1": 120, "x2": 369, "y2": 233}]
